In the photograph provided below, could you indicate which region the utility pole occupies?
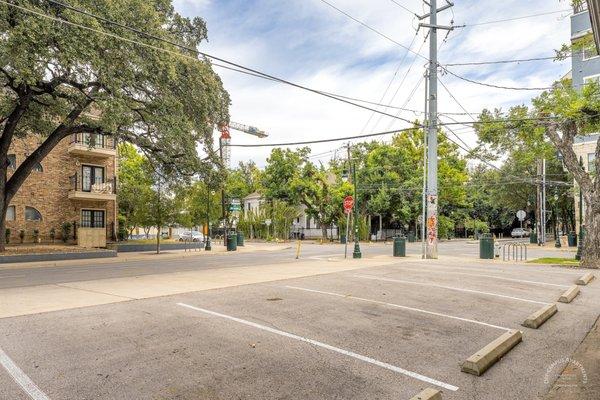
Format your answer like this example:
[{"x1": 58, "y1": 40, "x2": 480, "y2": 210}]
[
  {"x1": 347, "y1": 143, "x2": 362, "y2": 259},
  {"x1": 421, "y1": 69, "x2": 429, "y2": 259},
  {"x1": 419, "y1": 0, "x2": 454, "y2": 259}
]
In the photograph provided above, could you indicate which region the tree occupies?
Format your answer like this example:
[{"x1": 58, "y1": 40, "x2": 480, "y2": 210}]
[
  {"x1": 117, "y1": 143, "x2": 153, "y2": 236},
  {"x1": 0, "y1": 1, "x2": 230, "y2": 250},
  {"x1": 477, "y1": 80, "x2": 600, "y2": 267},
  {"x1": 291, "y1": 161, "x2": 352, "y2": 239},
  {"x1": 261, "y1": 148, "x2": 310, "y2": 202}
]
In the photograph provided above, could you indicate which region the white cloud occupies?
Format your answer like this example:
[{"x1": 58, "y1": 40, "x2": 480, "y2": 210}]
[{"x1": 174, "y1": 0, "x2": 573, "y2": 167}]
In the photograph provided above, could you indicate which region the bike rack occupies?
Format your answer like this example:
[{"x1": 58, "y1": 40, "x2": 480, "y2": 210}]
[{"x1": 502, "y1": 242, "x2": 528, "y2": 262}]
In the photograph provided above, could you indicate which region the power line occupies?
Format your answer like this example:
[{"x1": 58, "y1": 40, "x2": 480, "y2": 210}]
[
  {"x1": 458, "y1": 9, "x2": 571, "y2": 27},
  {"x1": 317, "y1": 0, "x2": 427, "y2": 60},
  {"x1": 373, "y1": 39, "x2": 428, "y2": 132},
  {"x1": 8, "y1": 0, "x2": 421, "y2": 126},
  {"x1": 359, "y1": 33, "x2": 418, "y2": 134},
  {"x1": 440, "y1": 66, "x2": 555, "y2": 91},
  {"x1": 443, "y1": 55, "x2": 564, "y2": 67},
  {"x1": 388, "y1": 0, "x2": 418, "y2": 16},
  {"x1": 227, "y1": 127, "x2": 417, "y2": 147}
]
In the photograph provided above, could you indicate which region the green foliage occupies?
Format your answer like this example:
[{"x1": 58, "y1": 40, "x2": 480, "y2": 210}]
[
  {"x1": 438, "y1": 215, "x2": 455, "y2": 239},
  {"x1": 117, "y1": 215, "x2": 127, "y2": 241},
  {"x1": 0, "y1": 0, "x2": 229, "y2": 176},
  {"x1": 4, "y1": 228, "x2": 9, "y2": 244},
  {"x1": 61, "y1": 222, "x2": 72, "y2": 243},
  {"x1": 261, "y1": 148, "x2": 310, "y2": 202}
]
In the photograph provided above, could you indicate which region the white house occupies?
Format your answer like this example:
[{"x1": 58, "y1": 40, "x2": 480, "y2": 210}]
[{"x1": 242, "y1": 193, "x2": 338, "y2": 239}]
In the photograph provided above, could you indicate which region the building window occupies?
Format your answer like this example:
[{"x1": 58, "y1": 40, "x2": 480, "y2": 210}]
[
  {"x1": 25, "y1": 207, "x2": 42, "y2": 221},
  {"x1": 33, "y1": 162, "x2": 43, "y2": 172},
  {"x1": 589, "y1": 153, "x2": 597, "y2": 173},
  {"x1": 82, "y1": 165, "x2": 105, "y2": 192},
  {"x1": 6, "y1": 205, "x2": 15, "y2": 221},
  {"x1": 7, "y1": 154, "x2": 15, "y2": 170},
  {"x1": 81, "y1": 209, "x2": 105, "y2": 228}
]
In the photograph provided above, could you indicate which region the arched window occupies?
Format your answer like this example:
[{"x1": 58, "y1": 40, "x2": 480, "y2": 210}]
[
  {"x1": 6, "y1": 205, "x2": 15, "y2": 221},
  {"x1": 25, "y1": 207, "x2": 42, "y2": 221},
  {"x1": 7, "y1": 154, "x2": 16, "y2": 170},
  {"x1": 33, "y1": 162, "x2": 43, "y2": 172}
]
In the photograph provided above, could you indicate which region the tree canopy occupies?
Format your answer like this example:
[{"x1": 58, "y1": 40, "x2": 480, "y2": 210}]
[{"x1": 0, "y1": 0, "x2": 230, "y2": 249}]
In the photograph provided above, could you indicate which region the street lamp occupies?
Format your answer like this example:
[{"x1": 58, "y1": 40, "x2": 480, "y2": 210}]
[
  {"x1": 554, "y1": 192, "x2": 561, "y2": 248},
  {"x1": 576, "y1": 156, "x2": 584, "y2": 260},
  {"x1": 205, "y1": 189, "x2": 215, "y2": 251}
]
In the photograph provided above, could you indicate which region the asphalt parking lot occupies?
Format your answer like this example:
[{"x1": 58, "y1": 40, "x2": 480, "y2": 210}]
[{"x1": 0, "y1": 246, "x2": 597, "y2": 400}]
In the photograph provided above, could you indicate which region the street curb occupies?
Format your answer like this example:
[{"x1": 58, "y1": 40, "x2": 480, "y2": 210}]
[
  {"x1": 558, "y1": 285, "x2": 580, "y2": 303},
  {"x1": 522, "y1": 304, "x2": 558, "y2": 329},
  {"x1": 409, "y1": 388, "x2": 442, "y2": 400},
  {"x1": 576, "y1": 273, "x2": 595, "y2": 285},
  {"x1": 461, "y1": 329, "x2": 522, "y2": 376}
]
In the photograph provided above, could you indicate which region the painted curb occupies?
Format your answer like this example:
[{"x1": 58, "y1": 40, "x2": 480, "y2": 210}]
[
  {"x1": 409, "y1": 388, "x2": 442, "y2": 400},
  {"x1": 558, "y1": 285, "x2": 580, "y2": 303},
  {"x1": 461, "y1": 329, "x2": 522, "y2": 376},
  {"x1": 522, "y1": 303, "x2": 558, "y2": 329},
  {"x1": 576, "y1": 273, "x2": 595, "y2": 286}
]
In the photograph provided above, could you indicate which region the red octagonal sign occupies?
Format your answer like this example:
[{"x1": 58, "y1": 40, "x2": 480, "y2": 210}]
[{"x1": 343, "y1": 195, "x2": 354, "y2": 213}]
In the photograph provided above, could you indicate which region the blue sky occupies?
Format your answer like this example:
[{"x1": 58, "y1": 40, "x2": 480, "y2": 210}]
[{"x1": 173, "y1": 0, "x2": 573, "y2": 166}]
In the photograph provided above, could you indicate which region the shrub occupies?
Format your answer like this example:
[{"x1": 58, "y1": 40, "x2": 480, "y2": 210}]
[
  {"x1": 5, "y1": 228, "x2": 10, "y2": 244},
  {"x1": 49, "y1": 228, "x2": 56, "y2": 243},
  {"x1": 33, "y1": 229, "x2": 40, "y2": 243},
  {"x1": 19, "y1": 229, "x2": 25, "y2": 243},
  {"x1": 61, "y1": 222, "x2": 72, "y2": 243},
  {"x1": 117, "y1": 215, "x2": 127, "y2": 241}
]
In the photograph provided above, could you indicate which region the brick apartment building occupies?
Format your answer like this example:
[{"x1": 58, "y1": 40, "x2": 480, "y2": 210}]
[{"x1": 6, "y1": 132, "x2": 118, "y2": 247}]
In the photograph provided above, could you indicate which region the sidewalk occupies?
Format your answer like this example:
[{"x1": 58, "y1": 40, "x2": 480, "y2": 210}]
[
  {"x1": 0, "y1": 242, "x2": 291, "y2": 271},
  {"x1": 0, "y1": 257, "x2": 397, "y2": 319}
]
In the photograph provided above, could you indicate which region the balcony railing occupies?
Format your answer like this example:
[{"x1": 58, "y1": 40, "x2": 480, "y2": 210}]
[
  {"x1": 70, "y1": 133, "x2": 116, "y2": 149},
  {"x1": 69, "y1": 174, "x2": 117, "y2": 199},
  {"x1": 574, "y1": 1, "x2": 588, "y2": 13}
]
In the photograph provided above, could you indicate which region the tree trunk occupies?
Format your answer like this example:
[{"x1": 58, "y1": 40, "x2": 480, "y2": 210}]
[
  {"x1": 582, "y1": 199, "x2": 600, "y2": 268},
  {"x1": 321, "y1": 224, "x2": 328, "y2": 240}
]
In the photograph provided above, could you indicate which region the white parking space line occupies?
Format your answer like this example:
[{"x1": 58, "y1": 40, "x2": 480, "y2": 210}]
[
  {"x1": 284, "y1": 286, "x2": 511, "y2": 331},
  {"x1": 0, "y1": 347, "x2": 50, "y2": 400},
  {"x1": 354, "y1": 275, "x2": 551, "y2": 305},
  {"x1": 387, "y1": 266, "x2": 571, "y2": 288},
  {"x1": 177, "y1": 302, "x2": 459, "y2": 392}
]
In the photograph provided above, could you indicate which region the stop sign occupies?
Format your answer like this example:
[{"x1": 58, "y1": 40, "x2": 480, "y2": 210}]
[{"x1": 343, "y1": 196, "x2": 354, "y2": 213}]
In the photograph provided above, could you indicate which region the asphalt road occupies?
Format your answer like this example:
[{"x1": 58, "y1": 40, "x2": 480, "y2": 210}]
[
  {"x1": 0, "y1": 240, "x2": 575, "y2": 290},
  {"x1": 0, "y1": 254, "x2": 597, "y2": 399}
]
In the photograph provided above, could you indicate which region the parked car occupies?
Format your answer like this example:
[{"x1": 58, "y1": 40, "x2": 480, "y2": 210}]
[
  {"x1": 510, "y1": 228, "x2": 529, "y2": 238},
  {"x1": 178, "y1": 230, "x2": 204, "y2": 242}
]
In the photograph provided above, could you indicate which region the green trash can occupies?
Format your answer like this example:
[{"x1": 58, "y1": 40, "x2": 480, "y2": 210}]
[
  {"x1": 393, "y1": 236, "x2": 406, "y2": 257},
  {"x1": 407, "y1": 232, "x2": 416, "y2": 243},
  {"x1": 530, "y1": 232, "x2": 537, "y2": 244},
  {"x1": 237, "y1": 232, "x2": 245, "y2": 247},
  {"x1": 479, "y1": 234, "x2": 494, "y2": 259},
  {"x1": 567, "y1": 232, "x2": 577, "y2": 247},
  {"x1": 340, "y1": 235, "x2": 347, "y2": 244},
  {"x1": 227, "y1": 233, "x2": 237, "y2": 251}
]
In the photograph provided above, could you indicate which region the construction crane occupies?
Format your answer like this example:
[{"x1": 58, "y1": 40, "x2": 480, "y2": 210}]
[{"x1": 218, "y1": 121, "x2": 268, "y2": 169}]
